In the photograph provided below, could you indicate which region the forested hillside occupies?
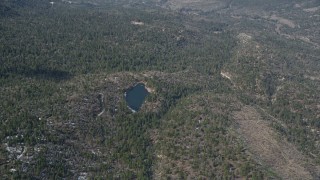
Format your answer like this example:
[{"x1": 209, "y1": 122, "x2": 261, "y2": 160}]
[{"x1": 0, "y1": 0, "x2": 319, "y2": 179}]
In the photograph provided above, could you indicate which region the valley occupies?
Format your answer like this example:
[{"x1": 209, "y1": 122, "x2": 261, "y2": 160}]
[{"x1": 0, "y1": 0, "x2": 319, "y2": 179}]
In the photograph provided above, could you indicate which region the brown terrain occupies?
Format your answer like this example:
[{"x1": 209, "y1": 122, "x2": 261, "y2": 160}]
[{"x1": 233, "y1": 106, "x2": 320, "y2": 179}]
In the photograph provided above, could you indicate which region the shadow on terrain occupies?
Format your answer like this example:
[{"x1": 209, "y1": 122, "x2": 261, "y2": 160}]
[
  {"x1": 0, "y1": 3, "x2": 19, "y2": 17},
  {"x1": 1, "y1": 66, "x2": 72, "y2": 81}
]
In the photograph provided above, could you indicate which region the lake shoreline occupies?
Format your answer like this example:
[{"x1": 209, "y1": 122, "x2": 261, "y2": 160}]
[{"x1": 125, "y1": 83, "x2": 149, "y2": 112}]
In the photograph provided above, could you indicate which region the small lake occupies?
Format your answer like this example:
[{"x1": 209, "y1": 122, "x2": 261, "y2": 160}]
[{"x1": 125, "y1": 83, "x2": 149, "y2": 112}]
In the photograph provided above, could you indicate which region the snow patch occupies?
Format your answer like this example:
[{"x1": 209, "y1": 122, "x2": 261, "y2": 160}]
[
  {"x1": 131, "y1": 21, "x2": 144, "y2": 26},
  {"x1": 78, "y1": 172, "x2": 88, "y2": 180},
  {"x1": 221, "y1": 71, "x2": 232, "y2": 80}
]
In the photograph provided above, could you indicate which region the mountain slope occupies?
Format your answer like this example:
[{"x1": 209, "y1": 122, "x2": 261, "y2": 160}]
[{"x1": 0, "y1": 0, "x2": 319, "y2": 179}]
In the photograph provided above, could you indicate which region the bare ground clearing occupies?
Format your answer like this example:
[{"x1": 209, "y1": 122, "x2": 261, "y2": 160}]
[{"x1": 233, "y1": 106, "x2": 320, "y2": 179}]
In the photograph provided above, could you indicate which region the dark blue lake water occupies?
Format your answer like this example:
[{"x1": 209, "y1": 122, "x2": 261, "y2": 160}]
[{"x1": 125, "y1": 83, "x2": 149, "y2": 112}]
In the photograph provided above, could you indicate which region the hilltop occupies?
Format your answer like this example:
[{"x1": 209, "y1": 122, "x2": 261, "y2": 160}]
[{"x1": 0, "y1": 0, "x2": 319, "y2": 179}]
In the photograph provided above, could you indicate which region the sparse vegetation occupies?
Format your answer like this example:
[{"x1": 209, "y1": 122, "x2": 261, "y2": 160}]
[{"x1": 1, "y1": 0, "x2": 319, "y2": 179}]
